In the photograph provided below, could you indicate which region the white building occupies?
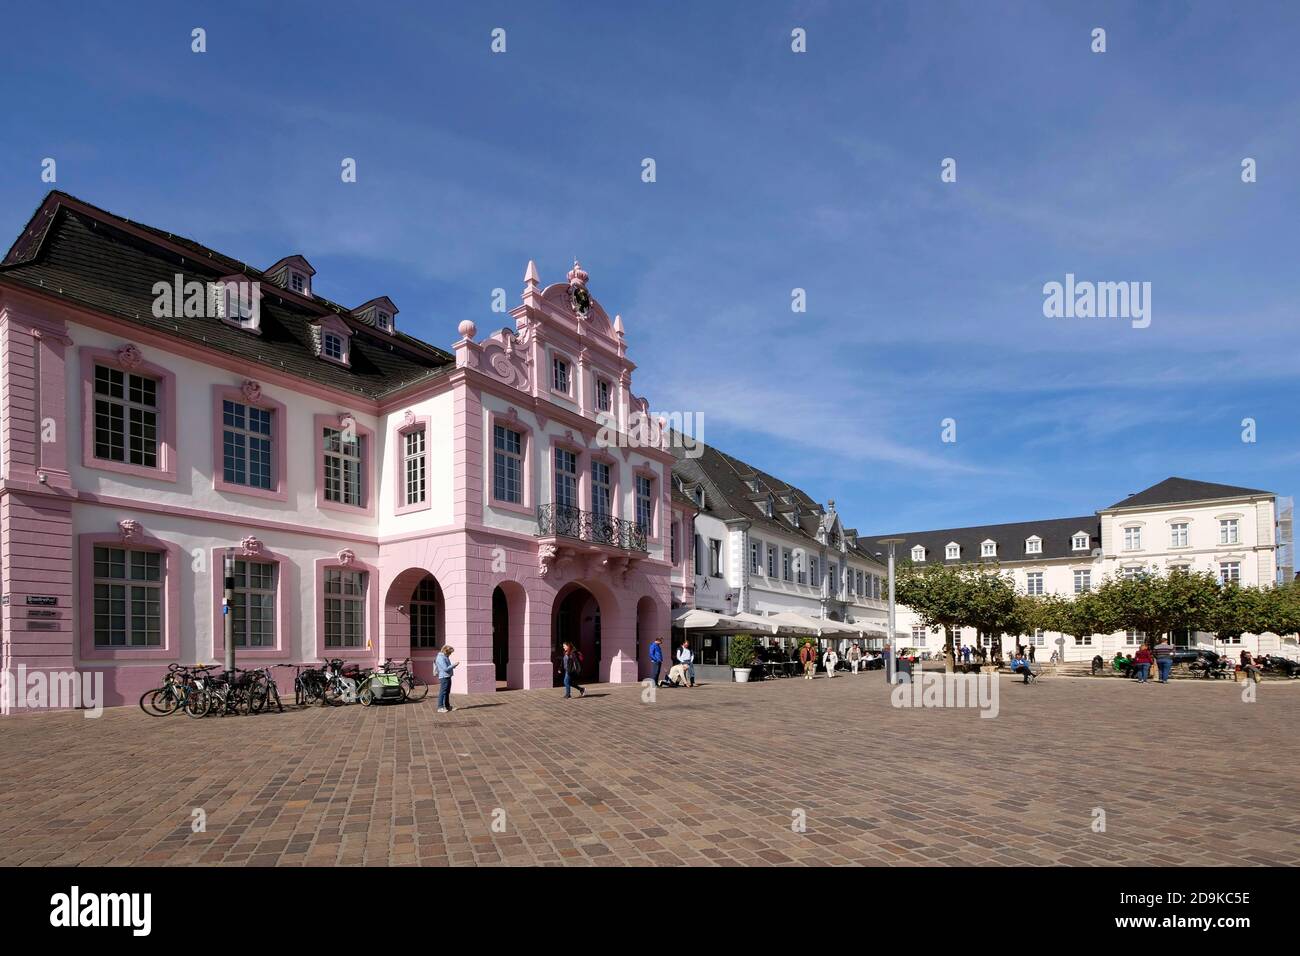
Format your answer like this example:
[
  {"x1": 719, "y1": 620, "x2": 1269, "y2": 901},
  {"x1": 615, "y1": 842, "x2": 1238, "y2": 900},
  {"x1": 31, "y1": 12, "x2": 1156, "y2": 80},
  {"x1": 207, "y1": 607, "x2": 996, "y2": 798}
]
[
  {"x1": 669, "y1": 440, "x2": 892, "y2": 667},
  {"x1": 876, "y1": 477, "x2": 1293, "y2": 663}
]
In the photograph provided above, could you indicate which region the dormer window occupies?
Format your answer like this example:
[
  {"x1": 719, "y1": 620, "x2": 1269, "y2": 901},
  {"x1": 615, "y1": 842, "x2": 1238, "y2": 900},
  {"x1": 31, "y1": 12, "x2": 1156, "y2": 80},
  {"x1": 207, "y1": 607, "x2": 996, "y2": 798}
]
[
  {"x1": 1025, "y1": 536, "x2": 1042, "y2": 555},
  {"x1": 765, "y1": 495, "x2": 774, "y2": 518},
  {"x1": 1072, "y1": 533, "x2": 1090, "y2": 551},
  {"x1": 265, "y1": 255, "x2": 315, "y2": 298},
  {"x1": 945, "y1": 542, "x2": 960, "y2": 560},
  {"x1": 376, "y1": 311, "x2": 392, "y2": 332},
  {"x1": 323, "y1": 334, "x2": 344, "y2": 361},
  {"x1": 911, "y1": 545, "x2": 926, "y2": 562},
  {"x1": 981, "y1": 540, "x2": 997, "y2": 558},
  {"x1": 212, "y1": 276, "x2": 262, "y2": 333}
]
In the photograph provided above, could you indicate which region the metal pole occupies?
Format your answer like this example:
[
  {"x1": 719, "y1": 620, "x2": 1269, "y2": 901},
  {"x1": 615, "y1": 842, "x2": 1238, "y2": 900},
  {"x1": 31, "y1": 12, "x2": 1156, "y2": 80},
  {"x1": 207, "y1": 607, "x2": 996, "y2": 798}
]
[
  {"x1": 223, "y1": 548, "x2": 236, "y2": 673},
  {"x1": 877, "y1": 538, "x2": 905, "y2": 685}
]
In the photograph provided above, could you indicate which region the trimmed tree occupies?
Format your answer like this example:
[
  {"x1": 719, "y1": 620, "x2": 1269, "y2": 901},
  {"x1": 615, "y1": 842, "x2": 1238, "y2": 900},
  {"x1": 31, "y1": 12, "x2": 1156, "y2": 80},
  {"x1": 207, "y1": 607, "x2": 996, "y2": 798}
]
[{"x1": 896, "y1": 562, "x2": 970, "y2": 672}]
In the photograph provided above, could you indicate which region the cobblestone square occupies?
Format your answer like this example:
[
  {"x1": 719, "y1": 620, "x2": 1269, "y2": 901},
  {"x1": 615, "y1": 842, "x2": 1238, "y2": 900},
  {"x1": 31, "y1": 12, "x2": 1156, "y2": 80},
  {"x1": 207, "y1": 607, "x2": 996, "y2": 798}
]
[{"x1": 0, "y1": 674, "x2": 1296, "y2": 867}]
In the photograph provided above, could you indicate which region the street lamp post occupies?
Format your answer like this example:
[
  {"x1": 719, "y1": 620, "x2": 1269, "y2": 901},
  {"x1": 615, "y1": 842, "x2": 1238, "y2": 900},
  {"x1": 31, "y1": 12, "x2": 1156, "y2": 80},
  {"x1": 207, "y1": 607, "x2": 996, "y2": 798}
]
[
  {"x1": 877, "y1": 538, "x2": 905, "y2": 685},
  {"x1": 222, "y1": 547, "x2": 236, "y2": 673}
]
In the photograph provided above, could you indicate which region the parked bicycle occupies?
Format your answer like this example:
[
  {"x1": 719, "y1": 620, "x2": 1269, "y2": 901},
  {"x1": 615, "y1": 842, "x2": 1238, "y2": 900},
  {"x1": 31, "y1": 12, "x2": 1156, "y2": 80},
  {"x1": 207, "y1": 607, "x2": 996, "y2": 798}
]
[
  {"x1": 139, "y1": 663, "x2": 209, "y2": 717},
  {"x1": 380, "y1": 657, "x2": 428, "y2": 702}
]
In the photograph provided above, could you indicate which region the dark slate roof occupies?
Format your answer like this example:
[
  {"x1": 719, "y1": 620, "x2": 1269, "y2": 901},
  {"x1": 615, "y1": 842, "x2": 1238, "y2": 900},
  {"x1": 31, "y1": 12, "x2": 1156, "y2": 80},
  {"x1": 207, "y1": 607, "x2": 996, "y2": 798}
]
[
  {"x1": 870, "y1": 515, "x2": 1101, "y2": 565},
  {"x1": 0, "y1": 192, "x2": 454, "y2": 400},
  {"x1": 670, "y1": 439, "x2": 883, "y2": 567},
  {"x1": 1104, "y1": 477, "x2": 1273, "y2": 511}
]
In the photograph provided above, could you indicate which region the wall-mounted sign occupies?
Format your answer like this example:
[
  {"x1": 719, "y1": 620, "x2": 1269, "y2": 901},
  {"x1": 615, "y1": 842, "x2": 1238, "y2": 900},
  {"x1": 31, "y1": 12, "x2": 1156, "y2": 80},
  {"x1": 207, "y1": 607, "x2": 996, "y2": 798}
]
[
  {"x1": 27, "y1": 609, "x2": 60, "y2": 618},
  {"x1": 26, "y1": 596, "x2": 58, "y2": 607},
  {"x1": 26, "y1": 622, "x2": 58, "y2": 631}
]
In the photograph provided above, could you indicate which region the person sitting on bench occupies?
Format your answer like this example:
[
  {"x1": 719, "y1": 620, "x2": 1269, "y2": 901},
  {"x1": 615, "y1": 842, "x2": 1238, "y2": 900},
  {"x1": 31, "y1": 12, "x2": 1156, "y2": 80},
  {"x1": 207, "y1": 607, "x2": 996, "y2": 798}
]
[{"x1": 1010, "y1": 651, "x2": 1034, "y2": 684}]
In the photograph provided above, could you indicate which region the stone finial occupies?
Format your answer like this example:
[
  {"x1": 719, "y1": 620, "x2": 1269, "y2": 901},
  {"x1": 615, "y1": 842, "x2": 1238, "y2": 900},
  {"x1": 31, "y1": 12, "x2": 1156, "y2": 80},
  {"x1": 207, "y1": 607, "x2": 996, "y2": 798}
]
[
  {"x1": 457, "y1": 319, "x2": 477, "y2": 341},
  {"x1": 613, "y1": 314, "x2": 624, "y2": 336},
  {"x1": 567, "y1": 259, "x2": 589, "y2": 288},
  {"x1": 524, "y1": 259, "x2": 540, "y2": 288}
]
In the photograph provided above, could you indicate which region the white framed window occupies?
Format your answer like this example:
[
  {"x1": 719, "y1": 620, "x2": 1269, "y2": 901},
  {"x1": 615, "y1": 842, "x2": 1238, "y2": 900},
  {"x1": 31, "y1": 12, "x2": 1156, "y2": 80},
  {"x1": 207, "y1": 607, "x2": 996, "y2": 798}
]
[
  {"x1": 1125, "y1": 630, "x2": 1143, "y2": 646},
  {"x1": 376, "y1": 311, "x2": 392, "y2": 332},
  {"x1": 635, "y1": 474, "x2": 654, "y2": 535},
  {"x1": 911, "y1": 625, "x2": 928, "y2": 647},
  {"x1": 411, "y1": 577, "x2": 439, "y2": 648},
  {"x1": 94, "y1": 365, "x2": 159, "y2": 467},
  {"x1": 1219, "y1": 561, "x2": 1240, "y2": 584},
  {"x1": 1220, "y1": 633, "x2": 1242, "y2": 646},
  {"x1": 981, "y1": 540, "x2": 996, "y2": 557},
  {"x1": 402, "y1": 428, "x2": 426, "y2": 507},
  {"x1": 945, "y1": 542, "x2": 960, "y2": 560},
  {"x1": 857, "y1": 569, "x2": 865, "y2": 595},
  {"x1": 1123, "y1": 526, "x2": 1142, "y2": 551},
  {"x1": 1073, "y1": 569, "x2": 1091, "y2": 593},
  {"x1": 290, "y1": 271, "x2": 306, "y2": 294},
  {"x1": 92, "y1": 546, "x2": 163, "y2": 647},
  {"x1": 1072, "y1": 533, "x2": 1090, "y2": 551},
  {"x1": 1073, "y1": 634, "x2": 1093, "y2": 646},
  {"x1": 322, "y1": 425, "x2": 363, "y2": 506},
  {"x1": 768, "y1": 544, "x2": 778, "y2": 578},
  {"x1": 492, "y1": 425, "x2": 524, "y2": 504},
  {"x1": 1219, "y1": 519, "x2": 1239, "y2": 545},
  {"x1": 795, "y1": 550, "x2": 807, "y2": 585},
  {"x1": 222, "y1": 399, "x2": 273, "y2": 490},
  {"x1": 231, "y1": 558, "x2": 276, "y2": 647},
  {"x1": 1122, "y1": 566, "x2": 1144, "y2": 580},
  {"x1": 1031, "y1": 629, "x2": 1045, "y2": 647},
  {"x1": 782, "y1": 548, "x2": 792, "y2": 582},
  {"x1": 1026, "y1": 571, "x2": 1044, "y2": 595},
  {"x1": 750, "y1": 540, "x2": 762, "y2": 575},
  {"x1": 911, "y1": 545, "x2": 925, "y2": 562},
  {"x1": 809, "y1": 556, "x2": 820, "y2": 587},
  {"x1": 590, "y1": 460, "x2": 612, "y2": 519},
  {"x1": 552, "y1": 356, "x2": 570, "y2": 394},
  {"x1": 1170, "y1": 523, "x2": 1189, "y2": 548},
  {"x1": 322, "y1": 333, "x2": 344, "y2": 362},
  {"x1": 554, "y1": 448, "x2": 578, "y2": 510},
  {"x1": 708, "y1": 538, "x2": 722, "y2": 577},
  {"x1": 323, "y1": 568, "x2": 366, "y2": 647},
  {"x1": 1025, "y1": 536, "x2": 1042, "y2": 555},
  {"x1": 596, "y1": 378, "x2": 612, "y2": 412}
]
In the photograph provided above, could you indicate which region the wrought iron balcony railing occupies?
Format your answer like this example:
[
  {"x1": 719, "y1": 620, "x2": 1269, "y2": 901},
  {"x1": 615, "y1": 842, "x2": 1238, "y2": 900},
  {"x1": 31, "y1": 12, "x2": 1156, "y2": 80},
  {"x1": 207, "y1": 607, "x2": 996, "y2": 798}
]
[{"x1": 538, "y1": 503, "x2": 648, "y2": 552}]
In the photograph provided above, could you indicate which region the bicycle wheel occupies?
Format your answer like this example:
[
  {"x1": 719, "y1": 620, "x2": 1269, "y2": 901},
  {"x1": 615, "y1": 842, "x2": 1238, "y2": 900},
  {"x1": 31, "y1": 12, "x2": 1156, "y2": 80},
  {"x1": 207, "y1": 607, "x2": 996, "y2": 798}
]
[
  {"x1": 401, "y1": 675, "x2": 429, "y2": 702},
  {"x1": 140, "y1": 688, "x2": 175, "y2": 716},
  {"x1": 185, "y1": 690, "x2": 212, "y2": 718},
  {"x1": 322, "y1": 680, "x2": 346, "y2": 706}
]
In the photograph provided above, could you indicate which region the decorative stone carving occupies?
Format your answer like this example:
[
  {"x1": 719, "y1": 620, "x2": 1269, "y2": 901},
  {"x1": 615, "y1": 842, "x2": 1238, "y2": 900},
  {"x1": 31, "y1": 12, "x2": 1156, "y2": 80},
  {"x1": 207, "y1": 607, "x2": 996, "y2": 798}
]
[
  {"x1": 239, "y1": 535, "x2": 263, "y2": 556},
  {"x1": 118, "y1": 518, "x2": 141, "y2": 542},
  {"x1": 403, "y1": 409, "x2": 415, "y2": 427},
  {"x1": 538, "y1": 543, "x2": 558, "y2": 576},
  {"x1": 336, "y1": 548, "x2": 356, "y2": 567},
  {"x1": 116, "y1": 343, "x2": 143, "y2": 369},
  {"x1": 241, "y1": 379, "x2": 262, "y2": 403}
]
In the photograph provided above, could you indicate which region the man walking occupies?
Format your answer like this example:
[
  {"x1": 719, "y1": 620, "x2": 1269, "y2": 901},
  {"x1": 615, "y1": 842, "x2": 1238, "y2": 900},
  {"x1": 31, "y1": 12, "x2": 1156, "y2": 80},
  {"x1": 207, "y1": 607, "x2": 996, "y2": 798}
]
[
  {"x1": 649, "y1": 637, "x2": 664, "y2": 687},
  {"x1": 848, "y1": 643, "x2": 862, "y2": 674},
  {"x1": 435, "y1": 644, "x2": 457, "y2": 713},
  {"x1": 1153, "y1": 636, "x2": 1175, "y2": 684},
  {"x1": 799, "y1": 640, "x2": 816, "y2": 679}
]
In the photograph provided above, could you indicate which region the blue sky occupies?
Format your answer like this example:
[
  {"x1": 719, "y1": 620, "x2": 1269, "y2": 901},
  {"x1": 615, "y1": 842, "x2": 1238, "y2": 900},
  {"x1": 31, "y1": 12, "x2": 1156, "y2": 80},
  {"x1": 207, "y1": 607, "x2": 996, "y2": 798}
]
[{"x1": 2, "y1": 1, "x2": 1297, "y2": 552}]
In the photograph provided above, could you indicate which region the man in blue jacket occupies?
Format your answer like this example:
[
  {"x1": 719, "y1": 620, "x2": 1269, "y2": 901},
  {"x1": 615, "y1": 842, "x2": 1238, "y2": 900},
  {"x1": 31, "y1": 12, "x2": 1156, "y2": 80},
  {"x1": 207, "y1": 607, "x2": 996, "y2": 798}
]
[
  {"x1": 649, "y1": 637, "x2": 664, "y2": 686},
  {"x1": 435, "y1": 644, "x2": 457, "y2": 712}
]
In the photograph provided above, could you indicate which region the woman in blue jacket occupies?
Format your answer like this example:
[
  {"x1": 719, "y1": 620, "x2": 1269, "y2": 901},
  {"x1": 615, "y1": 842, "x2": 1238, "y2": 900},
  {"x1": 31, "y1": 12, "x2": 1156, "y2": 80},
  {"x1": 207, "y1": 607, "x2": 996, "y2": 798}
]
[{"x1": 435, "y1": 645, "x2": 457, "y2": 712}]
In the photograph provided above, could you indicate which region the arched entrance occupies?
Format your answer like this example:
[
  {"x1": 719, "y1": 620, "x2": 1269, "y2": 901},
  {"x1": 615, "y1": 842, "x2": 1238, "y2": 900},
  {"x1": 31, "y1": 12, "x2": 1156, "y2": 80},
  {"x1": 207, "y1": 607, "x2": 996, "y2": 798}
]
[
  {"x1": 492, "y1": 582, "x2": 528, "y2": 690},
  {"x1": 384, "y1": 569, "x2": 445, "y2": 682},
  {"x1": 553, "y1": 583, "x2": 602, "y2": 685}
]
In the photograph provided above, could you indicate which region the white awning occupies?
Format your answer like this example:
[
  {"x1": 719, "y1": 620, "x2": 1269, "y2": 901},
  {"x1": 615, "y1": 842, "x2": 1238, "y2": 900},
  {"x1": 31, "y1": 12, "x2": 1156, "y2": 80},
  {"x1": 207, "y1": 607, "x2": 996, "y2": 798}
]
[{"x1": 672, "y1": 607, "x2": 753, "y2": 631}]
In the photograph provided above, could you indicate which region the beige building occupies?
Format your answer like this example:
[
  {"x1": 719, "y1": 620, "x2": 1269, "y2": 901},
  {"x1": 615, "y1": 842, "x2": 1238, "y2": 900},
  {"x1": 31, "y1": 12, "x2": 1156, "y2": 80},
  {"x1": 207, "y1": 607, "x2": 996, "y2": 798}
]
[{"x1": 875, "y1": 477, "x2": 1293, "y2": 662}]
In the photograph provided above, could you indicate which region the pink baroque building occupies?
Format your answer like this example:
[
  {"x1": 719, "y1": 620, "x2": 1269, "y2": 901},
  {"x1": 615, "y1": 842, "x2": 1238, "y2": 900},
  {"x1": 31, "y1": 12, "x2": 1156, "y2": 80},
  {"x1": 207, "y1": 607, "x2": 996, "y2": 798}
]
[{"x1": 0, "y1": 192, "x2": 676, "y2": 706}]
